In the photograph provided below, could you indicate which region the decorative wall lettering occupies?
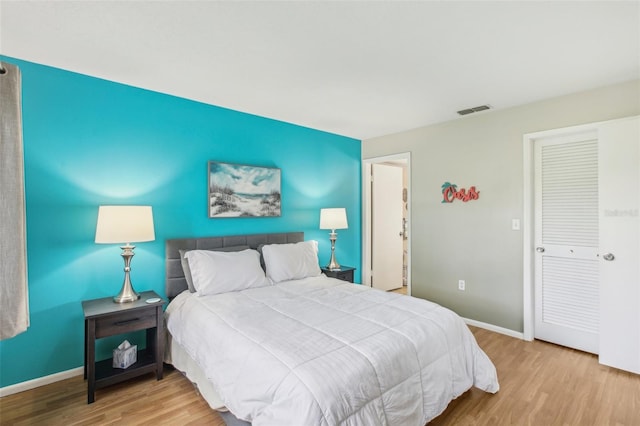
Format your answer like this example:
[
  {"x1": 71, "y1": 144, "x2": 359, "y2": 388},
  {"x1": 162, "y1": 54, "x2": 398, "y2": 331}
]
[{"x1": 441, "y1": 182, "x2": 480, "y2": 203}]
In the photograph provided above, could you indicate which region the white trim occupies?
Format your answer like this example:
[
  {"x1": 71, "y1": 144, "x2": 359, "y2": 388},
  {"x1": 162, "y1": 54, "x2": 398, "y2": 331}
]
[
  {"x1": 522, "y1": 132, "x2": 535, "y2": 341},
  {"x1": 463, "y1": 318, "x2": 525, "y2": 340},
  {"x1": 362, "y1": 152, "x2": 411, "y2": 295},
  {"x1": 0, "y1": 367, "x2": 83, "y2": 397},
  {"x1": 362, "y1": 161, "x2": 372, "y2": 287}
]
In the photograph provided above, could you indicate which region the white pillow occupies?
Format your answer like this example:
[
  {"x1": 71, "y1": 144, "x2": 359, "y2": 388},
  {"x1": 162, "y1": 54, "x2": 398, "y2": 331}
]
[
  {"x1": 184, "y1": 249, "x2": 268, "y2": 296},
  {"x1": 262, "y1": 240, "x2": 321, "y2": 283},
  {"x1": 179, "y1": 245, "x2": 250, "y2": 293}
]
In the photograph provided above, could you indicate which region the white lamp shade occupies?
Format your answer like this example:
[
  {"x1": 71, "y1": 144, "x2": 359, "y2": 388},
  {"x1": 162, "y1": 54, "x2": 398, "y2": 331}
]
[
  {"x1": 320, "y1": 208, "x2": 348, "y2": 230},
  {"x1": 95, "y1": 205, "x2": 155, "y2": 244}
]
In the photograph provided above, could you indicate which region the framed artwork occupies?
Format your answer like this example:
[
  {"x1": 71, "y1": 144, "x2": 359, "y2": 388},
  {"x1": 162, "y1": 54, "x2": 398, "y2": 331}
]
[{"x1": 208, "y1": 161, "x2": 281, "y2": 218}]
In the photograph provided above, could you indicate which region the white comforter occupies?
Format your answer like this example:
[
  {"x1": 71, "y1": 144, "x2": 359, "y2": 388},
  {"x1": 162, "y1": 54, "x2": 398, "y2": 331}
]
[{"x1": 165, "y1": 276, "x2": 499, "y2": 425}]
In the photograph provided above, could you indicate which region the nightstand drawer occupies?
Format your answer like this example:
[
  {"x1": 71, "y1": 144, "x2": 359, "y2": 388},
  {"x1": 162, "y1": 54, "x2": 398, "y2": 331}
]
[
  {"x1": 333, "y1": 270, "x2": 354, "y2": 282},
  {"x1": 95, "y1": 310, "x2": 157, "y2": 338},
  {"x1": 321, "y1": 266, "x2": 356, "y2": 283}
]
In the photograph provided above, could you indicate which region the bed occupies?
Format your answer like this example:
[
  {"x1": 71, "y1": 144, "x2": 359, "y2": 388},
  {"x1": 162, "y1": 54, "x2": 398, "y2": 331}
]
[{"x1": 164, "y1": 232, "x2": 499, "y2": 425}]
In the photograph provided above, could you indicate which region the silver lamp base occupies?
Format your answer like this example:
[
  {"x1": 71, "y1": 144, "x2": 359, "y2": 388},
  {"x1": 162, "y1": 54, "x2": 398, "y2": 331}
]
[
  {"x1": 114, "y1": 244, "x2": 140, "y2": 303},
  {"x1": 325, "y1": 230, "x2": 341, "y2": 271}
]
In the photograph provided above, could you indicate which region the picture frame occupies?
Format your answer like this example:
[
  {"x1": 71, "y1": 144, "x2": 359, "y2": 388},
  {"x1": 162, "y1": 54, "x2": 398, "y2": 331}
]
[{"x1": 208, "y1": 161, "x2": 281, "y2": 218}]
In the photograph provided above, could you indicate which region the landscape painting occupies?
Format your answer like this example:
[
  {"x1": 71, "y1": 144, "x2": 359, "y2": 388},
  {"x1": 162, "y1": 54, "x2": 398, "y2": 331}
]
[{"x1": 208, "y1": 162, "x2": 281, "y2": 218}]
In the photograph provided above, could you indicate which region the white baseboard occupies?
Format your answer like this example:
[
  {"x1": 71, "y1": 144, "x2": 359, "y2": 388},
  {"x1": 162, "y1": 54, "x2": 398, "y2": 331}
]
[
  {"x1": 463, "y1": 317, "x2": 525, "y2": 340},
  {"x1": 0, "y1": 367, "x2": 84, "y2": 398}
]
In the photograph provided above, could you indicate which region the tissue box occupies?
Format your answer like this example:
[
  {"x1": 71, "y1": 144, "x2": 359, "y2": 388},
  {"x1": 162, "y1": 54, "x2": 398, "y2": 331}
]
[{"x1": 113, "y1": 340, "x2": 137, "y2": 369}]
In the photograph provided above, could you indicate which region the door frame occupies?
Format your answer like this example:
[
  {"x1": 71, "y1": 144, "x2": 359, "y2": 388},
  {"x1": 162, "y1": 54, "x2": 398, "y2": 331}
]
[
  {"x1": 362, "y1": 152, "x2": 411, "y2": 294},
  {"x1": 523, "y1": 120, "x2": 610, "y2": 342}
]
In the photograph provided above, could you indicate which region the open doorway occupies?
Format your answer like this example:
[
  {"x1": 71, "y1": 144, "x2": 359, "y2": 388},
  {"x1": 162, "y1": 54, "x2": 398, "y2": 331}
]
[{"x1": 362, "y1": 153, "x2": 411, "y2": 295}]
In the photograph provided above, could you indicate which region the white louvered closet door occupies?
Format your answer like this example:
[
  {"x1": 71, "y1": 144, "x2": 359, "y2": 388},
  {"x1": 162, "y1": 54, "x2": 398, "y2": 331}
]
[{"x1": 534, "y1": 131, "x2": 600, "y2": 354}]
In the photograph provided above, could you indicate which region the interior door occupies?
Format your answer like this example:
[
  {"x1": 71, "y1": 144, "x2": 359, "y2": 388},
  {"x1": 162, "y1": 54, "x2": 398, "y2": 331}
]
[
  {"x1": 598, "y1": 116, "x2": 640, "y2": 373},
  {"x1": 534, "y1": 131, "x2": 600, "y2": 354},
  {"x1": 371, "y1": 163, "x2": 403, "y2": 291}
]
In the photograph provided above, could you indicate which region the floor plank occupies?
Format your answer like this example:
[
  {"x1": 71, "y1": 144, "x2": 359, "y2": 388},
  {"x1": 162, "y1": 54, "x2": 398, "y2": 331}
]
[
  {"x1": 430, "y1": 327, "x2": 640, "y2": 426},
  {"x1": 0, "y1": 368, "x2": 224, "y2": 426},
  {"x1": 390, "y1": 286, "x2": 407, "y2": 295},
  {"x1": 1, "y1": 327, "x2": 638, "y2": 425}
]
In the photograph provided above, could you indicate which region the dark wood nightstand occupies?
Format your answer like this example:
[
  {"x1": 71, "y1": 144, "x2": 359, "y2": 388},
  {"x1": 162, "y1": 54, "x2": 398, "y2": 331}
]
[
  {"x1": 82, "y1": 290, "x2": 165, "y2": 404},
  {"x1": 321, "y1": 266, "x2": 356, "y2": 283}
]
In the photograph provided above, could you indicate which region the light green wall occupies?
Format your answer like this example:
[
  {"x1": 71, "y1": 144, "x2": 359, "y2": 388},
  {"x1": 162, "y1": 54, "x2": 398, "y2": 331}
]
[{"x1": 363, "y1": 79, "x2": 640, "y2": 332}]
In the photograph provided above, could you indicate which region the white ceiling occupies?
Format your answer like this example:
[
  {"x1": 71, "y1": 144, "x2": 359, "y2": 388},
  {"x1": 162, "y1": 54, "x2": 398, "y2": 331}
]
[{"x1": 1, "y1": 1, "x2": 638, "y2": 140}]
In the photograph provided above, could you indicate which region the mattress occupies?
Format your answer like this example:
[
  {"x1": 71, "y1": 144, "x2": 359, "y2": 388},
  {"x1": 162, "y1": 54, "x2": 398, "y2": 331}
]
[
  {"x1": 165, "y1": 275, "x2": 499, "y2": 425},
  {"x1": 165, "y1": 331, "x2": 225, "y2": 410}
]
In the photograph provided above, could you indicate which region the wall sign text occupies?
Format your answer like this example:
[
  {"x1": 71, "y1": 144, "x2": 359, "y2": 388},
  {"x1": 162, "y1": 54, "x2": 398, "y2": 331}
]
[{"x1": 441, "y1": 182, "x2": 480, "y2": 203}]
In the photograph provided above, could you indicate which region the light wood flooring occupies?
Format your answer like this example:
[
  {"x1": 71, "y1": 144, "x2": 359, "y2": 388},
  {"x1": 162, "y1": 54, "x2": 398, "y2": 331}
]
[
  {"x1": 390, "y1": 285, "x2": 408, "y2": 295},
  {"x1": 1, "y1": 327, "x2": 639, "y2": 425}
]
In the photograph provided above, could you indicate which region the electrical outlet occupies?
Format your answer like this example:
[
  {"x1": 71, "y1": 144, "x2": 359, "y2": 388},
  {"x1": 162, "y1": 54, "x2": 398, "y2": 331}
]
[{"x1": 458, "y1": 280, "x2": 465, "y2": 291}]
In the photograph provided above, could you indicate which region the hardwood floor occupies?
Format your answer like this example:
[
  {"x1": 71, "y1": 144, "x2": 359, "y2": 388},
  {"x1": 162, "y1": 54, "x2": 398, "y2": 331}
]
[
  {"x1": 390, "y1": 285, "x2": 407, "y2": 295},
  {"x1": 0, "y1": 367, "x2": 224, "y2": 426},
  {"x1": 2, "y1": 327, "x2": 639, "y2": 425},
  {"x1": 431, "y1": 328, "x2": 640, "y2": 425}
]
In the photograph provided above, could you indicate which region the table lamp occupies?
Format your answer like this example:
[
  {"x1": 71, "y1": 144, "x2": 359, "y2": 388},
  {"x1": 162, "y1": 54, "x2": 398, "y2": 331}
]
[
  {"x1": 95, "y1": 205, "x2": 155, "y2": 303},
  {"x1": 319, "y1": 208, "x2": 348, "y2": 270}
]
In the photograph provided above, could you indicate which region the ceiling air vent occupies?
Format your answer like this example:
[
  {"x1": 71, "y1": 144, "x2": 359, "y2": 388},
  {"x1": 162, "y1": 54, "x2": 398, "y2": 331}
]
[{"x1": 457, "y1": 105, "x2": 491, "y2": 116}]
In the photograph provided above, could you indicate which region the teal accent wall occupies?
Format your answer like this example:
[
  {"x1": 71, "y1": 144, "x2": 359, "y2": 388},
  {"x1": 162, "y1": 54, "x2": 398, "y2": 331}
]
[{"x1": 0, "y1": 56, "x2": 361, "y2": 388}]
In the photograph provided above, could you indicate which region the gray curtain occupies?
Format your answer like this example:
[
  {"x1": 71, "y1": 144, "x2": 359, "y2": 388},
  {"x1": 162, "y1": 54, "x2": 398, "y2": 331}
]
[{"x1": 0, "y1": 61, "x2": 29, "y2": 340}]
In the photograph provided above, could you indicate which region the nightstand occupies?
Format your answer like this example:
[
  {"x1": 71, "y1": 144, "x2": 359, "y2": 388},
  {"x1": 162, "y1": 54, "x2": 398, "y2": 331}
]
[
  {"x1": 82, "y1": 290, "x2": 165, "y2": 404},
  {"x1": 321, "y1": 266, "x2": 356, "y2": 283}
]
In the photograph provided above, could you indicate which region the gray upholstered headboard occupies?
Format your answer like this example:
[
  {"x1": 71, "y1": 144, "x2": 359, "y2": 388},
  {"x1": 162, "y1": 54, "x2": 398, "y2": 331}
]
[{"x1": 165, "y1": 232, "x2": 304, "y2": 299}]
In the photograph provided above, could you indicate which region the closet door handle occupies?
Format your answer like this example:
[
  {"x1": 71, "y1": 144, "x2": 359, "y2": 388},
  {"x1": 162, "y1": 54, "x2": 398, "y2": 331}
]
[
  {"x1": 603, "y1": 253, "x2": 615, "y2": 261},
  {"x1": 536, "y1": 247, "x2": 545, "y2": 253}
]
